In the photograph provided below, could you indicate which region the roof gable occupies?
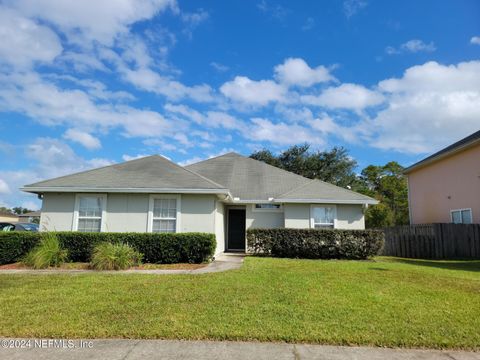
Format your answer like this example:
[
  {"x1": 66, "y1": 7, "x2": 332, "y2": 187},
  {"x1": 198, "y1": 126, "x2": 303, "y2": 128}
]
[
  {"x1": 277, "y1": 179, "x2": 376, "y2": 203},
  {"x1": 186, "y1": 152, "x2": 375, "y2": 203},
  {"x1": 23, "y1": 155, "x2": 227, "y2": 191}
]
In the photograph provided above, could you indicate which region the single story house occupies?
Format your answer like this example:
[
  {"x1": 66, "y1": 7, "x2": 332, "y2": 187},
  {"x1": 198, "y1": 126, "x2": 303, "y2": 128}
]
[
  {"x1": 18, "y1": 211, "x2": 41, "y2": 223},
  {"x1": 21, "y1": 152, "x2": 377, "y2": 254},
  {"x1": 405, "y1": 129, "x2": 480, "y2": 225}
]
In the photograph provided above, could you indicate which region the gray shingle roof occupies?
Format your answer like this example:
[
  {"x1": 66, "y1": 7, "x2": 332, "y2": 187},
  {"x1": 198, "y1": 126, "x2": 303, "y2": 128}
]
[
  {"x1": 187, "y1": 152, "x2": 310, "y2": 200},
  {"x1": 22, "y1": 152, "x2": 377, "y2": 203},
  {"x1": 276, "y1": 179, "x2": 375, "y2": 202},
  {"x1": 186, "y1": 152, "x2": 376, "y2": 203},
  {"x1": 404, "y1": 129, "x2": 480, "y2": 174},
  {"x1": 23, "y1": 155, "x2": 227, "y2": 192}
]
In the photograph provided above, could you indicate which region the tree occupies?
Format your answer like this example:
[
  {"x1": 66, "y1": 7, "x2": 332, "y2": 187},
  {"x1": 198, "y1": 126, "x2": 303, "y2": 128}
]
[
  {"x1": 11, "y1": 207, "x2": 33, "y2": 215},
  {"x1": 365, "y1": 203, "x2": 394, "y2": 228},
  {"x1": 360, "y1": 161, "x2": 409, "y2": 227},
  {"x1": 0, "y1": 206, "x2": 12, "y2": 214},
  {"x1": 250, "y1": 144, "x2": 358, "y2": 188}
]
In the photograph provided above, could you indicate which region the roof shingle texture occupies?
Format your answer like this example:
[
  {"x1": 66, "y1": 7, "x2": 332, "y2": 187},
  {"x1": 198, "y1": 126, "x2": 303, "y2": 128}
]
[
  {"x1": 186, "y1": 152, "x2": 373, "y2": 201},
  {"x1": 25, "y1": 155, "x2": 225, "y2": 190}
]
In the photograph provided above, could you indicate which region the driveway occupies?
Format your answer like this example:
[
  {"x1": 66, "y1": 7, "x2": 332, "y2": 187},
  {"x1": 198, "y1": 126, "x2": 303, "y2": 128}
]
[{"x1": 1, "y1": 339, "x2": 478, "y2": 360}]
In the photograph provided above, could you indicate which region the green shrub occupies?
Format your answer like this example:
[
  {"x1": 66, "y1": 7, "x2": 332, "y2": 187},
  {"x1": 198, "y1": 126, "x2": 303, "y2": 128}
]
[
  {"x1": 0, "y1": 232, "x2": 216, "y2": 265},
  {"x1": 22, "y1": 233, "x2": 68, "y2": 269},
  {"x1": 0, "y1": 231, "x2": 40, "y2": 264},
  {"x1": 247, "y1": 228, "x2": 384, "y2": 260},
  {"x1": 91, "y1": 242, "x2": 143, "y2": 270}
]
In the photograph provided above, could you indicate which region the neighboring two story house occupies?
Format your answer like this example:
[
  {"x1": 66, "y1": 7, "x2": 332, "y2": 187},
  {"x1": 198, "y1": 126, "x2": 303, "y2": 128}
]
[{"x1": 405, "y1": 130, "x2": 480, "y2": 225}]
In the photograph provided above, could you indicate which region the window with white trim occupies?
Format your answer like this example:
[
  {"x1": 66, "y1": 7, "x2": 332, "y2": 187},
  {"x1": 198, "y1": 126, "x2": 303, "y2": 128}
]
[
  {"x1": 77, "y1": 196, "x2": 104, "y2": 232},
  {"x1": 311, "y1": 205, "x2": 335, "y2": 229},
  {"x1": 152, "y1": 198, "x2": 177, "y2": 232},
  {"x1": 451, "y1": 209, "x2": 472, "y2": 224}
]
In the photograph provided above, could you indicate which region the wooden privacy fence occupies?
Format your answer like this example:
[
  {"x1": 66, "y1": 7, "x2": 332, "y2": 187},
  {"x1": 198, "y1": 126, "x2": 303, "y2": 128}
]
[{"x1": 383, "y1": 223, "x2": 480, "y2": 259}]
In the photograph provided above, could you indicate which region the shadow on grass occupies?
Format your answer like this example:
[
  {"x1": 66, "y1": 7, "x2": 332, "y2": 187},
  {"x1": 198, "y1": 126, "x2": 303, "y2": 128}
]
[{"x1": 384, "y1": 258, "x2": 480, "y2": 272}]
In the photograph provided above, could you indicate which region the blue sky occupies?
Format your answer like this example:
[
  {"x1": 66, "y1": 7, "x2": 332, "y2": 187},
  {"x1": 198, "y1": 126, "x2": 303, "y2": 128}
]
[{"x1": 0, "y1": 0, "x2": 479, "y2": 209}]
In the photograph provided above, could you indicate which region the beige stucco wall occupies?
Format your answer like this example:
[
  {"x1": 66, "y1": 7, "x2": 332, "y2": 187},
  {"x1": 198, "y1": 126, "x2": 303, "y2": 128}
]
[
  {"x1": 40, "y1": 193, "x2": 217, "y2": 234},
  {"x1": 246, "y1": 204, "x2": 284, "y2": 229},
  {"x1": 284, "y1": 203, "x2": 310, "y2": 228},
  {"x1": 214, "y1": 200, "x2": 225, "y2": 254},
  {"x1": 40, "y1": 193, "x2": 75, "y2": 231},
  {"x1": 283, "y1": 203, "x2": 365, "y2": 229},
  {"x1": 106, "y1": 194, "x2": 149, "y2": 232},
  {"x1": 180, "y1": 194, "x2": 216, "y2": 233},
  {"x1": 407, "y1": 144, "x2": 480, "y2": 224},
  {"x1": 336, "y1": 204, "x2": 365, "y2": 229}
]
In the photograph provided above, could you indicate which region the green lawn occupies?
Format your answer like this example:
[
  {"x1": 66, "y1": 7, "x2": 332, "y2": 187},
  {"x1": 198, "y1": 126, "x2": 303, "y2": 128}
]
[{"x1": 0, "y1": 257, "x2": 479, "y2": 349}]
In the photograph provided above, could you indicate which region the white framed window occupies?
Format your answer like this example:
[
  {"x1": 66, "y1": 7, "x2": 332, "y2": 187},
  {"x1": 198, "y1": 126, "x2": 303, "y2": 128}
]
[
  {"x1": 252, "y1": 203, "x2": 283, "y2": 212},
  {"x1": 73, "y1": 194, "x2": 107, "y2": 232},
  {"x1": 450, "y1": 208, "x2": 472, "y2": 224},
  {"x1": 310, "y1": 205, "x2": 336, "y2": 229},
  {"x1": 148, "y1": 195, "x2": 181, "y2": 233}
]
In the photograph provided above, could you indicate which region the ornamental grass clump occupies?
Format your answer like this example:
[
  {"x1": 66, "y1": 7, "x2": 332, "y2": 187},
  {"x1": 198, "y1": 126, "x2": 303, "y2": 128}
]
[
  {"x1": 91, "y1": 242, "x2": 143, "y2": 270},
  {"x1": 23, "y1": 232, "x2": 68, "y2": 269}
]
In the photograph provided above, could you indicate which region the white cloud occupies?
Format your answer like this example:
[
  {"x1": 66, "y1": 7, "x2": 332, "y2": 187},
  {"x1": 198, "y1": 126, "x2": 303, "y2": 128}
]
[
  {"x1": 0, "y1": 178, "x2": 11, "y2": 194},
  {"x1": 122, "y1": 154, "x2": 151, "y2": 161},
  {"x1": 343, "y1": 0, "x2": 367, "y2": 18},
  {"x1": 210, "y1": 62, "x2": 229, "y2": 72},
  {"x1": 63, "y1": 129, "x2": 101, "y2": 150},
  {"x1": 5, "y1": 0, "x2": 176, "y2": 46},
  {"x1": 181, "y1": 9, "x2": 209, "y2": 38},
  {"x1": 21, "y1": 200, "x2": 40, "y2": 211},
  {"x1": 371, "y1": 60, "x2": 480, "y2": 153},
  {"x1": 165, "y1": 104, "x2": 244, "y2": 131},
  {"x1": 0, "y1": 71, "x2": 182, "y2": 141},
  {"x1": 386, "y1": 39, "x2": 436, "y2": 55},
  {"x1": 274, "y1": 58, "x2": 334, "y2": 87},
  {"x1": 118, "y1": 63, "x2": 214, "y2": 102},
  {"x1": 0, "y1": 7, "x2": 62, "y2": 68},
  {"x1": 0, "y1": 138, "x2": 114, "y2": 208},
  {"x1": 256, "y1": 0, "x2": 289, "y2": 20},
  {"x1": 471, "y1": 36, "x2": 480, "y2": 45},
  {"x1": 220, "y1": 76, "x2": 286, "y2": 106},
  {"x1": 302, "y1": 83, "x2": 384, "y2": 110},
  {"x1": 247, "y1": 118, "x2": 325, "y2": 146},
  {"x1": 26, "y1": 138, "x2": 113, "y2": 177},
  {"x1": 177, "y1": 156, "x2": 204, "y2": 166}
]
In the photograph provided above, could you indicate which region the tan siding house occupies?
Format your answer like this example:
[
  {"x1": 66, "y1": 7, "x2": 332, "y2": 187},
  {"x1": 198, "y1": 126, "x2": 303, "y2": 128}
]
[
  {"x1": 405, "y1": 130, "x2": 480, "y2": 225},
  {"x1": 0, "y1": 211, "x2": 19, "y2": 223}
]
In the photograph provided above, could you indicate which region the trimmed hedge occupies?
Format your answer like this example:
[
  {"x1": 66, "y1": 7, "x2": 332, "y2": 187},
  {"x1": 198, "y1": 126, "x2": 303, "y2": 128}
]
[
  {"x1": 0, "y1": 232, "x2": 215, "y2": 265},
  {"x1": 247, "y1": 228, "x2": 384, "y2": 260}
]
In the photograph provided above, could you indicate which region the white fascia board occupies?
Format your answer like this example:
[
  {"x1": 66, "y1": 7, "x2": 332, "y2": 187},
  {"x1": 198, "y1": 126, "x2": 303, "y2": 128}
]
[
  {"x1": 275, "y1": 198, "x2": 379, "y2": 205},
  {"x1": 227, "y1": 199, "x2": 279, "y2": 204},
  {"x1": 20, "y1": 187, "x2": 230, "y2": 195}
]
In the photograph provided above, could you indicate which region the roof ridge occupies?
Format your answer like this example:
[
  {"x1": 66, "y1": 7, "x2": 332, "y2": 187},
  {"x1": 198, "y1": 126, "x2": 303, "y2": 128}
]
[
  {"x1": 185, "y1": 151, "x2": 240, "y2": 167},
  {"x1": 24, "y1": 155, "x2": 159, "y2": 187},
  {"x1": 276, "y1": 179, "x2": 317, "y2": 198},
  {"x1": 173, "y1": 161, "x2": 228, "y2": 189}
]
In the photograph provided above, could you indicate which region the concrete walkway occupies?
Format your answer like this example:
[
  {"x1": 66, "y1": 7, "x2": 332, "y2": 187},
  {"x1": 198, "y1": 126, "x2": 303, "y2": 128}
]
[
  {"x1": 1, "y1": 339, "x2": 478, "y2": 360},
  {"x1": 0, "y1": 253, "x2": 244, "y2": 275}
]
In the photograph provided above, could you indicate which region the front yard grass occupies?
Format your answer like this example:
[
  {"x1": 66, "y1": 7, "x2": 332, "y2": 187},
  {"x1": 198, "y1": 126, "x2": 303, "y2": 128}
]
[{"x1": 0, "y1": 256, "x2": 479, "y2": 349}]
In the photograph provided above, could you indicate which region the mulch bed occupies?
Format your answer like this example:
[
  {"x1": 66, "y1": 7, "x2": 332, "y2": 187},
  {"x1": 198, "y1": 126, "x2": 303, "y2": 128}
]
[{"x1": 0, "y1": 262, "x2": 208, "y2": 271}]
